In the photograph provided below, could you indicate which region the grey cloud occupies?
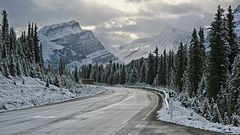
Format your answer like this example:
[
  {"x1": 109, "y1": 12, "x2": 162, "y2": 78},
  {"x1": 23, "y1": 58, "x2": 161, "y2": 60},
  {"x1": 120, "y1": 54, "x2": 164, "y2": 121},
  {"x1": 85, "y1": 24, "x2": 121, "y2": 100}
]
[
  {"x1": 0, "y1": 0, "x2": 239, "y2": 47},
  {"x1": 0, "y1": 0, "x2": 122, "y2": 29}
]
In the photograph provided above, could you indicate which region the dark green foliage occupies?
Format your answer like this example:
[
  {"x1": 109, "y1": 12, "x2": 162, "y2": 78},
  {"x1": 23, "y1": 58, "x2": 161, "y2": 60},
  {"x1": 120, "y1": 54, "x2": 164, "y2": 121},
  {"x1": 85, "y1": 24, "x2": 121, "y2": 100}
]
[
  {"x1": 207, "y1": 5, "x2": 230, "y2": 100},
  {"x1": 226, "y1": 6, "x2": 239, "y2": 72},
  {"x1": 189, "y1": 28, "x2": 205, "y2": 97},
  {"x1": 140, "y1": 61, "x2": 146, "y2": 82},
  {"x1": 74, "y1": 66, "x2": 79, "y2": 83},
  {"x1": 175, "y1": 42, "x2": 188, "y2": 93},
  {"x1": 147, "y1": 53, "x2": 155, "y2": 85}
]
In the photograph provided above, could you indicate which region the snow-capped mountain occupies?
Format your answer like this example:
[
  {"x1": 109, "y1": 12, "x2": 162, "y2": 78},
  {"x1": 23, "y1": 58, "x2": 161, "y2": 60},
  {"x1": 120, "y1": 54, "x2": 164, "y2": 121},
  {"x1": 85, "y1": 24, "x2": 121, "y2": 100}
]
[
  {"x1": 234, "y1": 5, "x2": 240, "y2": 39},
  {"x1": 39, "y1": 20, "x2": 118, "y2": 68},
  {"x1": 114, "y1": 26, "x2": 191, "y2": 63}
]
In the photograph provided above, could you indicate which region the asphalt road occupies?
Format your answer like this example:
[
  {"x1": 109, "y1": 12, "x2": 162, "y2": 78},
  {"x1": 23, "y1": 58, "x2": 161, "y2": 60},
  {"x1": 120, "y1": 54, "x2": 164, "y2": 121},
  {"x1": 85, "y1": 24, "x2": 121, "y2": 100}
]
[{"x1": 0, "y1": 87, "x2": 222, "y2": 135}]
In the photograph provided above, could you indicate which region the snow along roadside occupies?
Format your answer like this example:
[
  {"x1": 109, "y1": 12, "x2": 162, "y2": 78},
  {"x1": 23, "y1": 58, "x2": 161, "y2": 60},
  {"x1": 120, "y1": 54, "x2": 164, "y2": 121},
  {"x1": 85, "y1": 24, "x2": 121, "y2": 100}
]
[
  {"x1": 0, "y1": 75, "x2": 105, "y2": 112},
  {"x1": 155, "y1": 88, "x2": 240, "y2": 135}
]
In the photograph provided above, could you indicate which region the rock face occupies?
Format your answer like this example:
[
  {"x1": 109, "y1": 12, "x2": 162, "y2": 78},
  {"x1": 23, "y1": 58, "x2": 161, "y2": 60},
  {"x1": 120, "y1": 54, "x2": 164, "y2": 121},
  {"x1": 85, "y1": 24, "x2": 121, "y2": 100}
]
[
  {"x1": 39, "y1": 20, "x2": 118, "y2": 68},
  {"x1": 114, "y1": 26, "x2": 191, "y2": 63}
]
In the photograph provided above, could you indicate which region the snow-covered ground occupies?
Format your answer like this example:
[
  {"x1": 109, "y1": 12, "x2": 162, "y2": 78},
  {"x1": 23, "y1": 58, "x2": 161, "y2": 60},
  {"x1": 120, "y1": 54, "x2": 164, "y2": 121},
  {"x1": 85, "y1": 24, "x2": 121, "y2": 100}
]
[
  {"x1": 0, "y1": 75, "x2": 105, "y2": 112},
  {"x1": 158, "y1": 89, "x2": 240, "y2": 135}
]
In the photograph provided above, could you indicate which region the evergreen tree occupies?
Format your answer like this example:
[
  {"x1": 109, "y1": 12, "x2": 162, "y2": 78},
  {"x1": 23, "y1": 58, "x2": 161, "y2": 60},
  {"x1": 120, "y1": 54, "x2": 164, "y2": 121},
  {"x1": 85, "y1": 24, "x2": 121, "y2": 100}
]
[
  {"x1": 128, "y1": 66, "x2": 139, "y2": 84},
  {"x1": 53, "y1": 75, "x2": 60, "y2": 87},
  {"x1": 140, "y1": 62, "x2": 146, "y2": 83},
  {"x1": 227, "y1": 55, "x2": 240, "y2": 116},
  {"x1": 208, "y1": 5, "x2": 230, "y2": 100},
  {"x1": 1, "y1": 10, "x2": 9, "y2": 59},
  {"x1": 162, "y1": 49, "x2": 167, "y2": 87},
  {"x1": 9, "y1": 28, "x2": 16, "y2": 54},
  {"x1": 74, "y1": 66, "x2": 79, "y2": 83},
  {"x1": 59, "y1": 57, "x2": 65, "y2": 76},
  {"x1": 189, "y1": 28, "x2": 205, "y2": 97},
  {"x1": 33, "y1": 24, "x2": 40, "y2": 64},
  {"x1": 147, "y1": 53, "x2": 154, "y2": 85},
  {"x1": 9, "y1": 54, "x2": 16, "y2": 76},
  {"x1": 176, "y1": 42, "x2": 188, "y2": 93},
  {"x1": 3, "y1": 60, "x2": 9, "y2": 78},
  {"x1": 226, "y1": 5, "x2": 239, "y2": 71},
  {"x1": 157, "y1": 55, "x2": 164, "y2": 86},
  {"x1": 153, "y1": 47, "x2": 159, "y2": 77},
  {"x1": 16, "y1": 60, "x2": 21, "y2": 76},
  {"x1": 120, "y1": 64, "x2": 126, "y2": 84},
  {"x1": 212, "y1": 102, "x2": 223, "y2": 123}
]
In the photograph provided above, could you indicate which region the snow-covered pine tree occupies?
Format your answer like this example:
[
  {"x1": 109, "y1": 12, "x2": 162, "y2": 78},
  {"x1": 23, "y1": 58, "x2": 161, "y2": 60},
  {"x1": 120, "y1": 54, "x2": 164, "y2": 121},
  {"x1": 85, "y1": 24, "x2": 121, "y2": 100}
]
[
  {"x1": 9, "y1": 54, "x2": 16, "y2": 76},
  {"x1": 167, "y1": 50, "x2": 175, "y2": 88},
  {"x1": 140, "y1": 61, "x2": 146, "y2": 83},
  {"x1": 33, "y1": 24, "x2": 40, "y2": 64},
  {"x1": 226, "y1": 55, "x2": 240, "y2": 118},
  {"x1": 16, "y1": 60, "x2": 22, "y2": 76},
  {"x1": 202, "y1": 98, "x2": 213, "y2": 121},
  {"x1": 226, "y1": 6, "x2": 239, "y2": 72},
  {"x1": 74, "y1": 66, "x2": 79, "y2": 83},
  {"x1": 212, "y1": 102, "x2": 223, "y2": 124},
  {"x1": 153, "y1": 47, "x2": 159, "y2": 78},
  {"x1": 1, "y1": 10, "x2": 9, "y2": 60},
  {"x1": 156, "y1": 54, "x2": 163, "y2": 86},
  {"x1": 53, "y1": 75, "x2": 61, "y2": 87},
  {"x1": 147, "y1": 53, "x2": 154, "y2": 85},
  {"x1": 128, "y1": 66, "x2": 139, "y2": 85},
  {"x1": 120, "y1": 64, "x2": 126, "y2": 84},
  {"x1": 3, "y1": 59, "x2": 9, "y2": 78},
  {"x1": 9, "y1": 28, "x2": 16, "y2": 55},
  {"x1": 162, "y1": 49, "x2": 168, "y2": 87}
]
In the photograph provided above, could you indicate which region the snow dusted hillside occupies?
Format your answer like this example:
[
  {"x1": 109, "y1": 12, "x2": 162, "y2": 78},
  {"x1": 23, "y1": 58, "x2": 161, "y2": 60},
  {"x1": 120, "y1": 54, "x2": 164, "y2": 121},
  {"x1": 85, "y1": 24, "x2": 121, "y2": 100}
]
[
  {"x1": 114, "y1": 26, "x2": 191, "y2": 63},
  {"x1": 234, "y1": 5, "x2": 240, "y2": 39},
  {"x1": 0, "y1": 75, "x2": 105, "y2": 112},
  {"x1": 39, "y1": 20, "x2": 118, "y2": 68}
]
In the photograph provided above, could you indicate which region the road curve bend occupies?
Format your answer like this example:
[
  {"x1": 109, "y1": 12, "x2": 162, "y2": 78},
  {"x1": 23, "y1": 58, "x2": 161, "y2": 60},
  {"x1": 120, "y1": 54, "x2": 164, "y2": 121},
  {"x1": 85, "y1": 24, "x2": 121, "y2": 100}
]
[{"x1": 0, "y1": 87, "x2": 222, "y2": 135}]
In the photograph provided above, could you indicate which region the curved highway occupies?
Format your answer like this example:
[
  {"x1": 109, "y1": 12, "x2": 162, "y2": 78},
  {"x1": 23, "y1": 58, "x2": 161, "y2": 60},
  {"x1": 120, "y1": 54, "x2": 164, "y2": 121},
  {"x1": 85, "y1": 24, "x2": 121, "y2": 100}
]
[{"x1": 0, "y1": 87, "x2": 222, "y2": 135}]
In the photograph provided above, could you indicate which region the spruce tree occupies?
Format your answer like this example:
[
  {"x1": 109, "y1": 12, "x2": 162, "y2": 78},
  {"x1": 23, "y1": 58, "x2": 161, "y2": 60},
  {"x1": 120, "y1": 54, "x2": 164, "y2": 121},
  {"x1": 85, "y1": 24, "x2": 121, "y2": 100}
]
[
  {"x1": 147, "y1": 53, "x2": 154, "y2": 85},
  {"x1": 33, "y1": 24, "x2": 40, "y2": 64},
  {"x1": 140, "y1": 62, "x2": 146, "y2": 83},
  {"x1": 120, "y1": 64, "x2": 126, "y2": 84},
  {"x1": 227, "y1": 55, "x2": 240, "y2": 116},
  {"x1": 3, "y1": 60, "x2": 9, "y2": 78},
  {"x1": 226, "y1": 5, "x2": 239, "y2": 71},
  {"x1": 59, "y1": 57, "x2": 65, "y2": 76},
  {"x1": 1, "y1": 10, "x2": 9, "y2": 59},
  {"x1": 9, "y1": 28, "x2": 16, "y2": 54},
  {"x1": 189, "y1": 28, "x2": 205, "y2": 97},
  {"x1": 74, "y1": 66, "x2": 79, "y2": 83},
  {"x1": 208, "y1": 5, "x2": 230, "y2": 100},
  {"x1": 162, "y1": 49, "x2": 167, "y2": 87},
  {"x1": 9, "y1": 54, "x2": 16, "y2": 76},
  {"x1": 16, "y1": 60, "x2": 21, "y2": 76},
  {"x1": 153, "y1": 47, "x2": 159, "y2": 76},
  {"x1": 176, "y1": 42, "x2": 188, "y2": 93},
  {"x1": 128, "y1": 66, "x2": 139, "y2": 84}
]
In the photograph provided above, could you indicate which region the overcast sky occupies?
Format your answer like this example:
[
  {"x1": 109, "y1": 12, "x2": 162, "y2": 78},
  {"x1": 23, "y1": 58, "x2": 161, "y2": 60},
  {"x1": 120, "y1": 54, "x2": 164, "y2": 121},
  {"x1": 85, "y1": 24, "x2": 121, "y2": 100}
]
[{"x1": 0, "y1": 0, "x2": 239, "y2": 48}]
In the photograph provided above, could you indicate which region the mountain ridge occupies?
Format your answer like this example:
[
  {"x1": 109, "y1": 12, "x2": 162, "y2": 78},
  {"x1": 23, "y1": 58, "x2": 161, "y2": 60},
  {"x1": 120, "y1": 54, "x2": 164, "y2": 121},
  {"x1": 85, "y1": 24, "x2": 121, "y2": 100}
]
[
  {"x1": 114, "y1": 26, "x2": 191, "y2": 63},
  {"x1": 39, "y1": 20, "x2": 118, "y2": 68}
]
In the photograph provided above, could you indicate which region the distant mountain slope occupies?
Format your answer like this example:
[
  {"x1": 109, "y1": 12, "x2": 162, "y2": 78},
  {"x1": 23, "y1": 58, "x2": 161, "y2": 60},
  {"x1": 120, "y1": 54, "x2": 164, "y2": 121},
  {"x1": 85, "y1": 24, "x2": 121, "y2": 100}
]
[
  {"x1": 114, "y1": 26, "x2": 191, "y2": 63},
  {"x1": 39, "y1": 20, "x2": 118, "y2": 68},
  {"x1": 234, "y1": 5, "x2": 240, "y2": 39}
]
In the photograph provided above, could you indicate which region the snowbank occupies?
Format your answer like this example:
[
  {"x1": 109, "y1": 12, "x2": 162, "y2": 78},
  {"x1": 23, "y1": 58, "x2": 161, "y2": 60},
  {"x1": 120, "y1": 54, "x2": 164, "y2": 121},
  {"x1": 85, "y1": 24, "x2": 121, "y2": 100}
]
[
  {"x1": 157, "y1": 89, "x2": 240, "y2": 135},
  {"x1": 0, "y1": 75, "x2": 105, "y2": 112}
]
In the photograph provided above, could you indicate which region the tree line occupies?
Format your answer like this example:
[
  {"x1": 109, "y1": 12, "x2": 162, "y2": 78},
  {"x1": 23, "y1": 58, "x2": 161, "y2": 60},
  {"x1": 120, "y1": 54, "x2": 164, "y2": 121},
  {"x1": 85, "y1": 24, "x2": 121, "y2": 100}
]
[
  {"x1": 0, "y1": 5, "x2": 239, "y2": 126},
  {"x1": 77, "y1": 5, "x2": 240, "y2": 126}
]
